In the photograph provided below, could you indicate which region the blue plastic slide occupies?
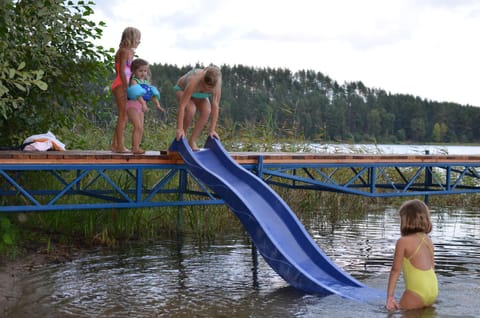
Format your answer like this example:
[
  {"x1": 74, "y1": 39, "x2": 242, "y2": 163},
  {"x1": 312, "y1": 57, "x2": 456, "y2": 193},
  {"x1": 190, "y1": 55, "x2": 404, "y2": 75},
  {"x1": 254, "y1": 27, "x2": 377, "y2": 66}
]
[{"x1": 169, "y1": 137, "x2": 385, "y2": 303}]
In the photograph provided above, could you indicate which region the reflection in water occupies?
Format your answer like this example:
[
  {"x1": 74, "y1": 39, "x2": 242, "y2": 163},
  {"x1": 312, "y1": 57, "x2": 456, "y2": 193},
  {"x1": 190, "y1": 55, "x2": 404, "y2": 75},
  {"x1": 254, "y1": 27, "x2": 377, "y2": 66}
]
[
  {"x1": 3, "y1": 207, "x2": 479, "y2": 318},
  {"x1": 251, "y1": 244, "x2": 260, "y2": 290}
]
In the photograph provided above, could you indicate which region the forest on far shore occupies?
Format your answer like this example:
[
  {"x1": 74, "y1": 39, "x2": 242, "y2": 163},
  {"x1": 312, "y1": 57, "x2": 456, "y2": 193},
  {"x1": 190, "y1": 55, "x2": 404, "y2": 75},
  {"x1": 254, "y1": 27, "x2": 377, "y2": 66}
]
[{"x1": 149, "y1": 63, "x2": 480, "y2": 144}]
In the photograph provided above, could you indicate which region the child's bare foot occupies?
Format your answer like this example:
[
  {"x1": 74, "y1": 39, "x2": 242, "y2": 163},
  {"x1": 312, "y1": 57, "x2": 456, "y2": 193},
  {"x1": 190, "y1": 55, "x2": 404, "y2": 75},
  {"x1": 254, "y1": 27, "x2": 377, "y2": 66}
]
[
  {"x1": 111, "y1": 146, "x2": 131, "y2": 153},
  {"x1": 189, "y1": 141, "x2": 200, "y2": 151},
  {"x1": 132, "y1": 148, "x2": 145, "y2": 155}
]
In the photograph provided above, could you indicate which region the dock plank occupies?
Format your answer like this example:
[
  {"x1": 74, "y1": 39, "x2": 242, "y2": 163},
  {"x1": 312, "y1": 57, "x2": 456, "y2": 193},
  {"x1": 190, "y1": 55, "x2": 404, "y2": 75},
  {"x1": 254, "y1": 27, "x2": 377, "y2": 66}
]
[{"x1": 1, "y1": 150, "x2": 480, "y2": 165}]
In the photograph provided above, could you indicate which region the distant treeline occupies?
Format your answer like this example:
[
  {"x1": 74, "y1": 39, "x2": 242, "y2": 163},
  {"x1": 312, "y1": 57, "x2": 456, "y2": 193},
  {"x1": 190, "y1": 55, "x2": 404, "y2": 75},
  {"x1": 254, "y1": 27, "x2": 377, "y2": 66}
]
[{"x1": 149, "y1": 63, "x2": 480, "y2": 144}]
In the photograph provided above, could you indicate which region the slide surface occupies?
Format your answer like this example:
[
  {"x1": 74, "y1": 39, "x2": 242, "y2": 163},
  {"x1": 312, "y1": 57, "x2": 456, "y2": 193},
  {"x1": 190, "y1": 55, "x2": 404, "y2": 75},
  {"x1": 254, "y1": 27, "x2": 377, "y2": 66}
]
[{"x1": 169, "y1": 137, "x2": 385, "y2": 303}]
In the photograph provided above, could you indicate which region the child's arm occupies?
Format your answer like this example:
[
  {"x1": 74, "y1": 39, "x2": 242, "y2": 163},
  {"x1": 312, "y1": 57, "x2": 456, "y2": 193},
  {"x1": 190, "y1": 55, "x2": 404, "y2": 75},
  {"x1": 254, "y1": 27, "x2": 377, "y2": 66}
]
[
  {"x1": 209, "y1": 80, "x2": 222, "y2": 139},
  {"x1": 118, "y1": 48, "x2": 131, "y2": 90},
  {"x1": 149, "y1": 86, "x2": 164, "y2": 112},
  {"x1": 137, "y1": 96, "x2": 148, "y2": 112},
  {"x1": 386, "y1": 239, "x2": 404, "y2": 310},
  {"x1": 176, "y1": 75, "x2": 200, "y2": 140},
  {"x1": 152, "y1": 96, "x2": 164, "y2": 112}
]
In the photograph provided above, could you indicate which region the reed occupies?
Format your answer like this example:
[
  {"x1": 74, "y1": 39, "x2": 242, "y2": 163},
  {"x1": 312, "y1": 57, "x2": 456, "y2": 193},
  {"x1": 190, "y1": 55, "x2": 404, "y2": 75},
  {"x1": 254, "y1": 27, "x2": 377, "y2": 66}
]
[{"x1": 3, "y1": 120, "x2": 480, "y2": 258}]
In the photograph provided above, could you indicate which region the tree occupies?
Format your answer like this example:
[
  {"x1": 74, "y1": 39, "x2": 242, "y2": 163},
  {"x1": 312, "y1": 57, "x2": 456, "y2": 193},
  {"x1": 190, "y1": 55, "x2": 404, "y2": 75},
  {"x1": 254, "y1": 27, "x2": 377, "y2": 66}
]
[
  {"x1": 367, "y1": 108, "x2": 382, "y2": 137},
  {"x1": 0, "y1": 0, "x2": 112, "y2": 145},
  {"x1": 410, "y1": 117, "x2": 426, "y2": 141},
  {"x1": 432, "y1": 123, "x2": 442, "y2": 142},
  {"x1": 432, "y1": 122, "x2": 449, "y2": 143}
]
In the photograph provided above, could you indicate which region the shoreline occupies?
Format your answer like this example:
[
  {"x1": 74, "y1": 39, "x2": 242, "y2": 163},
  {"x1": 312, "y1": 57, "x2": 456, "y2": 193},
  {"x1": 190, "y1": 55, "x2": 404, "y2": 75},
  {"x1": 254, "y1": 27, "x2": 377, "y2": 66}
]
[
  {"x1": 0, "y1": 245, "x2": 80, "y2": 315},
  {"x1": 0, "y1": 252, "x2": 41, "y2": 315}
]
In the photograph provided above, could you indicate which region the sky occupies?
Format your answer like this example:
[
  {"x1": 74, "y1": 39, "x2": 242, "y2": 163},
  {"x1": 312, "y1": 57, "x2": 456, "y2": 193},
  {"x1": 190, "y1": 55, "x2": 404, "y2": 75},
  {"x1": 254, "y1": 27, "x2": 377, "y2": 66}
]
[{"x1": 91, "y1": 0, "x2": 480, "y2": 106}]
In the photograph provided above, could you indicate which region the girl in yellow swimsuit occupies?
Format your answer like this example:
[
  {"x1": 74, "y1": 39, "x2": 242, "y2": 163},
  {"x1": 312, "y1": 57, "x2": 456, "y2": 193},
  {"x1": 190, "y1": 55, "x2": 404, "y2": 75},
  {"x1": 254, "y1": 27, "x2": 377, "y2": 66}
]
[{"x1": 386, "y1": 199, "x2": 438, "y2": 311}]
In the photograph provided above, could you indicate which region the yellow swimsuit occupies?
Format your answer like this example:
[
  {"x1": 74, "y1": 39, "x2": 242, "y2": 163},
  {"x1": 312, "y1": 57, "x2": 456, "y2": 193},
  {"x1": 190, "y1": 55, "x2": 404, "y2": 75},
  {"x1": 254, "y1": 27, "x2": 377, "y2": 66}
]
[{"x1": 402, "y1": 233, "x2": 438, "y2": 305}]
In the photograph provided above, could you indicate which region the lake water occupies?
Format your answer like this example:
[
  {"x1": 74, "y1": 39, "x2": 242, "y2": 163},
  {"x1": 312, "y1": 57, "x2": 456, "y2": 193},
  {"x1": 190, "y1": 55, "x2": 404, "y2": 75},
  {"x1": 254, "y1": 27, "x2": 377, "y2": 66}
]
[
  {"x1": 3, "y1": 204, "x2": 479, "y2": 318},
  {"x1": 308, "y1": 143, "x2": 480, "y2": 155}
]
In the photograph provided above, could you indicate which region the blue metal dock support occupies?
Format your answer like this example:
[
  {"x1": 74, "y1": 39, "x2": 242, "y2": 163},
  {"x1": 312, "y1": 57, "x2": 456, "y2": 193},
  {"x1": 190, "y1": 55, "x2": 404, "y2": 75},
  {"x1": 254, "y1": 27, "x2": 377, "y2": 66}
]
[{"x1": 1, "y1": 151, "x2": 480, "y2": 212}]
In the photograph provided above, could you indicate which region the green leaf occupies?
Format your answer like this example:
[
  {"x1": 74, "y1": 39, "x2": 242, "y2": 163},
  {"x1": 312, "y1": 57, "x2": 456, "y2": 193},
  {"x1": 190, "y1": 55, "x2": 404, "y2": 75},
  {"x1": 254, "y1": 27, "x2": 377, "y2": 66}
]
[
  {"x1": 14, "y1": 82, "x2": 27, "y2": 92},
  {"x1": 0, "y1": 84, "x2": 8, "y2": 97},
  {"x1": 33, "y1": 80, "x2": 48, "y2": 90},
  {"x1": 2, "y1": 233, "x2": 13, "y2": 245},
  {"x1": 1, "y1": 217, "x2": 11, "y2": 229},
  {"x1": 17, "y1": 62, "x2": 26, "y2": 71},
  {"x1": 36, "y1": 70, "x2": 45, "y2": 80},
  {"x1": 8, "y1": 68, "x2": 15, "y2": 79}
]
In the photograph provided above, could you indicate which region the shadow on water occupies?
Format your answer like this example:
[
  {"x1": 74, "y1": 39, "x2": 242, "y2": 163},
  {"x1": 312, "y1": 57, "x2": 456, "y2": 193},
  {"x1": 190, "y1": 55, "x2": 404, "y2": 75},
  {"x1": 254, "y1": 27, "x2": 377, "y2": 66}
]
[{"x1": 2, "y1": 206, "x2": 480, "y2": 318}]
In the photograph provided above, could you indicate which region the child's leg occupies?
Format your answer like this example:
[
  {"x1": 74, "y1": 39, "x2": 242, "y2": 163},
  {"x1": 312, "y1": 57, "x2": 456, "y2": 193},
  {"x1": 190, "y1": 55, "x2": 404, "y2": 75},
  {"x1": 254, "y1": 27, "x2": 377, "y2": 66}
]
[
  {"x1": 137, "y1": 111, "x2": 145, "y2": 152},
  {"x1": 128, "y1": 108, "x2": 145, "y2": 154},
  {"x1": 188, "y1": 99, "x2": 211, "y2": 150},
  {"x1": 399, "y1": 290, "x2": 425, "y2": 310},
  {"x1": 112, "y1": 87, "x2": 129, "y2": 152},
  {"x1": 182, "y1": 100, "x2": 196, "y2": 133}
]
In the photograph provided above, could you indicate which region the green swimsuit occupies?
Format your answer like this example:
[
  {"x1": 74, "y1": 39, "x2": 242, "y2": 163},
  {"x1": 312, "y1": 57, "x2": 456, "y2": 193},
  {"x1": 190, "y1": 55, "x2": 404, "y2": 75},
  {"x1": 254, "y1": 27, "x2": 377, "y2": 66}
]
[{"x1": 173, "y1": 69, "x2": 212, "y2": 99}]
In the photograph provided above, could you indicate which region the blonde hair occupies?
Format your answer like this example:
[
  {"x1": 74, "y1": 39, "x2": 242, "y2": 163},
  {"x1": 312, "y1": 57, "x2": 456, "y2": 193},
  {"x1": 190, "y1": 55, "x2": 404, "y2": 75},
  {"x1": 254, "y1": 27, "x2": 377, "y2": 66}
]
[
  {"x1": 204, "y1": 65, "x2": 221, "y2": 87},
  {"x1": 399, "y1": 199, "x2": 432, "y2": 236},
  {"x1": 119, "y1": 27, "x2": 141, "y2": 49}
]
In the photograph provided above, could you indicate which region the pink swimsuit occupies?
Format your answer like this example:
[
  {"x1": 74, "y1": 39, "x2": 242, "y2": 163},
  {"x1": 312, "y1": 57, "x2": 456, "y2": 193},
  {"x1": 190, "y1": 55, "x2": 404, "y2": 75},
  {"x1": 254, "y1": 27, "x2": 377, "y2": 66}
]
[
  {"x1": 126, "y1": 100, "x2": 144, "y2": 113},
  {"x1": 111, "y1": 59, "x2": 132, "y2": 90}
]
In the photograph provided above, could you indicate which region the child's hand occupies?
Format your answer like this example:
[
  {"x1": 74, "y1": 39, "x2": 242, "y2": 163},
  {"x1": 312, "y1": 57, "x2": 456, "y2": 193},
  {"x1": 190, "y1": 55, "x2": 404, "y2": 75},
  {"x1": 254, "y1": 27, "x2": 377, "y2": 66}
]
[
  {"x1": 176, "y1": 128, "x2": 185, "y2": 141},
  {"x1": 209, "y1": 130, "x2": 220, "y2": 140},
  {"x1": 156, "y1": 103, "x2": 165, "y2": 112},
  {"x1": 386, "y1": 296, "x2": 399, "y2": 310},
  {"x1": 142, "y1": 103, "x2": 149, "y2": 113}
]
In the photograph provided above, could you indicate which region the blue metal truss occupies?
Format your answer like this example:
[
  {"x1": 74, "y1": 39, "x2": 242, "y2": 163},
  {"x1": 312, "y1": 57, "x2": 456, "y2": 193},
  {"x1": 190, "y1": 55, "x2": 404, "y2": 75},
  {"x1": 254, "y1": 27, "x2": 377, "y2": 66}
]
[
  {"x1": 1, "y1": 158, "x2": 480, "y2": 212},
  {"x1": 0, "y1": 163, "x2": 223, "y2": 212},
  {"x1": 251, "y1": 162, "x2": 480, "y2": 197}
]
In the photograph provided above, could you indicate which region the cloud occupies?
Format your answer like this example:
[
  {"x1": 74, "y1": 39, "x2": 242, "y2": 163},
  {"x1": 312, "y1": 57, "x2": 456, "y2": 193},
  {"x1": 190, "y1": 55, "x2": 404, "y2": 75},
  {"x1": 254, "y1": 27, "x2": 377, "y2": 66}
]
[{"x1": 90, "y1": 0, "x2": 480, "y2": 106}]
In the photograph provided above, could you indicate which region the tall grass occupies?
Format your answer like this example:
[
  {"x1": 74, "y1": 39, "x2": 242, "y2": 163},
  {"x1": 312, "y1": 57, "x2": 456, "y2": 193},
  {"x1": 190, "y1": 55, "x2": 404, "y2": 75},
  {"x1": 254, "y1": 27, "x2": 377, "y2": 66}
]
[{"x1": 2, "y1": 114, "x2": 479, "y2": 259}]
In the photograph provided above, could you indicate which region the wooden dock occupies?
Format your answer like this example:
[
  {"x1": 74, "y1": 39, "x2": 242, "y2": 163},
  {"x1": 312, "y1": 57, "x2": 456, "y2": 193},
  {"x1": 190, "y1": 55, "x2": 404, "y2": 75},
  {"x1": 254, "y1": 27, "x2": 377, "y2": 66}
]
[
  {"x1": 1, "y1": 149, "x2": 480, "y2": 164},
  {"x1": 1, "y1": 150, "x2": 480, "y2": 212}
]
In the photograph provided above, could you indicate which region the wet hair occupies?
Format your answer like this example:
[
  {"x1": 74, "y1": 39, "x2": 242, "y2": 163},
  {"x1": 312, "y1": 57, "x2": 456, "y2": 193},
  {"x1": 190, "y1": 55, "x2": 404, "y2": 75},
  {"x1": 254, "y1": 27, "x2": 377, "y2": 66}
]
[
  {"x1": 119, "y1": 27, "x2": 141, "y2": 48},
  {"x1": 130, "y1": 58, "x2": 150, "y2": 81},
  {"x1": 399, "y1": 199, "x2": 432, "y2": 236},
  {"x1": 203, "y1": 65, "x2": 221, "y2": 87}
]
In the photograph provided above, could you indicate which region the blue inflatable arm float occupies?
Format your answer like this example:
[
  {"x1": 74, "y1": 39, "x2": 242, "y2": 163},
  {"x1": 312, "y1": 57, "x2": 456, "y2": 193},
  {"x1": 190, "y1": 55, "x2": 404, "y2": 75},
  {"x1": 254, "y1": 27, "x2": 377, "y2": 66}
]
[
  {"x1": 150, "y1": 86, "x2": 161, "y2": 100},
  {"x1": 127, "y1": 84, "x2": 147, "y2": 100}
]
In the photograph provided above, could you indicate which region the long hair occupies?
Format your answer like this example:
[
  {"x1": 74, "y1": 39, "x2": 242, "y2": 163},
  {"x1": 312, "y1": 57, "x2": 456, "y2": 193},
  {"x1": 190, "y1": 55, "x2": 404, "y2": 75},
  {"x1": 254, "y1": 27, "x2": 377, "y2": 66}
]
[
  {"x1": 119, "y1": 27, "x2": 141, "y2": 48},
  {"x1": 399, "y1": 199, "x2": 433, "y2": 235}
]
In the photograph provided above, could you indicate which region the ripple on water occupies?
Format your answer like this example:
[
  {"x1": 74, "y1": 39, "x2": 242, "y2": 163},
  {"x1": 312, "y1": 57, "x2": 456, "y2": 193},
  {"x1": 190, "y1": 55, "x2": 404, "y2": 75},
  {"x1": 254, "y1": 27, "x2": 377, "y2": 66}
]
[{"x1": 3, "y1": 208, "x2": 480, "y2": 318}]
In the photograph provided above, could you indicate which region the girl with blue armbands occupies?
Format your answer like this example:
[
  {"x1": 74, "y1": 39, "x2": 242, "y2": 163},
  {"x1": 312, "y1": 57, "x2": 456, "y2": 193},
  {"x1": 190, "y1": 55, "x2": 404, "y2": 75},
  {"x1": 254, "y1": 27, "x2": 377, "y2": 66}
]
[{"x1": 126, "y1": 58, "x2": 164, "y2": 154}]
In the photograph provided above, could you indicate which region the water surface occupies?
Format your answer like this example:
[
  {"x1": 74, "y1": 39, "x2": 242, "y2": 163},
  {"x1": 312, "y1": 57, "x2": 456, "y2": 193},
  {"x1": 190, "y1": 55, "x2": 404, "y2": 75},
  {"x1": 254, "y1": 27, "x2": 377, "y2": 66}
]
[
  {"x1": 308, "y1": 143, "x2": 480, "y2": 155},
  {"x1": 3, "y1": 206, "x2": 479, "y2": 318}
]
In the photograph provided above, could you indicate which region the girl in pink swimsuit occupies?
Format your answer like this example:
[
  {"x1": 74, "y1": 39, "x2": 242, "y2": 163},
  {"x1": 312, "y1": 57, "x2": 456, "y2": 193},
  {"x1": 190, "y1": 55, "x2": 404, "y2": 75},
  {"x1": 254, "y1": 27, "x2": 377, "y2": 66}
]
[{"x1": 110, "y1": 27, "x2": 141, "y2": 153}]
